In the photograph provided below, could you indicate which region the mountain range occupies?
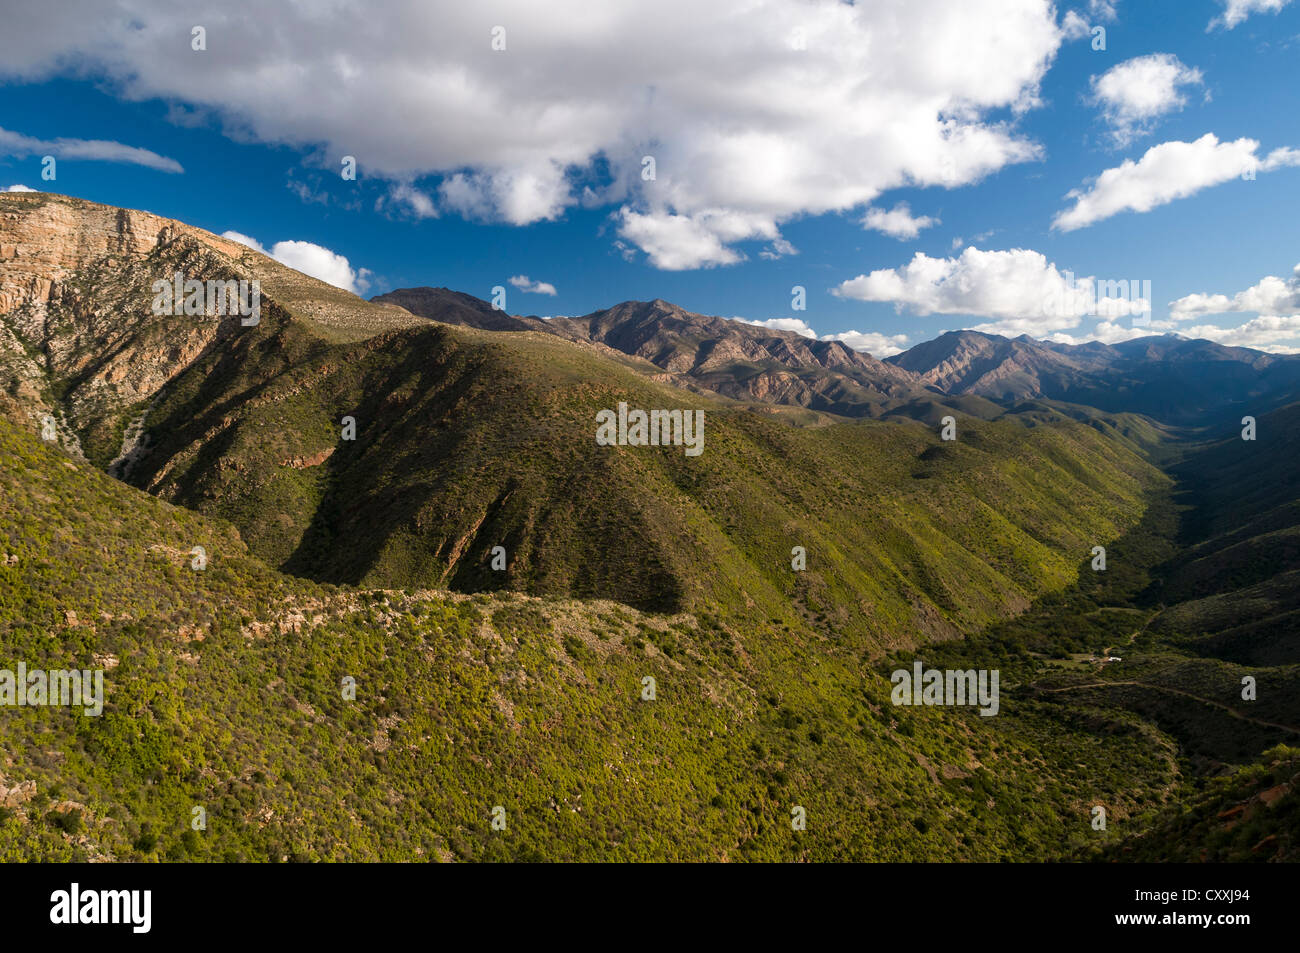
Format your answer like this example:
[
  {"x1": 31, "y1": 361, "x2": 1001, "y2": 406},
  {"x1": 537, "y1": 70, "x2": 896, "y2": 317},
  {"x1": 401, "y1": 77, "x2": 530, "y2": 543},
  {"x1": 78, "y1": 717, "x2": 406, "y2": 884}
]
[
  {"x1": 376, "y1": 285, "x2": 1300, "y2": 428},
  {"x1": 1, "y1": 191, "x2": 1296, "y2": 862}
]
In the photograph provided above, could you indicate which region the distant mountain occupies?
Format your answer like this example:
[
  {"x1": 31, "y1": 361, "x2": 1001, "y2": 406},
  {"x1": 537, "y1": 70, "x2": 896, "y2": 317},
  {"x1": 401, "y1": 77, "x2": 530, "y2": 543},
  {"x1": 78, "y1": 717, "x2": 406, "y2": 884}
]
[
  {"x1": 370, "y1": 286, "x2": 551, "y2": 332},
  {"x1": 373, "y1": 292, "x2": 937, "y2": 417},
  {"x1": 887, "y1": 329, "x2": 1094, "y2": 401},
  {"x1": 889, "y1": 329, "x2": 1300, "y2": 425}
]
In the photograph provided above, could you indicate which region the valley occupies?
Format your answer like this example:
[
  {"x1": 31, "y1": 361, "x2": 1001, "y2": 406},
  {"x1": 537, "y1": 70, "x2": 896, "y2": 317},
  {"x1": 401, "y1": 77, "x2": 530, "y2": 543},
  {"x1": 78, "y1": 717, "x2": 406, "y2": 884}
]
[{"x1": 0, "y1": 192, "x2": 1296, "y2": 862}]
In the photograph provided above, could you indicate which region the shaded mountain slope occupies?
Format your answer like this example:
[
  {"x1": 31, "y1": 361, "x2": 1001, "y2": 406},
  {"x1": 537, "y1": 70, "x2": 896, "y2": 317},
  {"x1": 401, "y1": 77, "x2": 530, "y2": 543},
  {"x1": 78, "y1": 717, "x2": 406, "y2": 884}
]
[
  {"x1": 1146, "y1": 400, "x2": 1300, "y2": 665},
  {"x1": 125, "y1": 307, "x2": 1163, "y2": 653},
  {"x1": 0, "y1": 194, "x2": 1165, "y2": 657}
]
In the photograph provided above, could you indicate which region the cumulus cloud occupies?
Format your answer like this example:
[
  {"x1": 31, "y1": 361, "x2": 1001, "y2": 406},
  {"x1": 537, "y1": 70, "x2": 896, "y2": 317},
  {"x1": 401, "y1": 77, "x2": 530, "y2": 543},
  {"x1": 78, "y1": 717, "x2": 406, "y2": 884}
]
[
  {"x1": 833, "y1": 246, "x2": 1149, "y2": 336},
  {"x1": 1052, "y1": 134, "x2": 1300, "y2": 232},
  {"x1": 1170, "y1": 263, "x2": 1300, "y2": 319},
  {"x1": 508, "y1": 274, "x2": 558, "y2": 296},
  {"x1": 222, "y1": 231, "x2": 371, "y2": 294},
  {"x1": 615, "y1": 208, "x2": 773, "y2": 270},
  {"x1": 820, "y1": 329, "x2": 911, "y2": 357},
  {"x1": 1209, "y1": 0, "x2": 1293, "y2": 31},
  {"x1": 1183, "y1": 314, "x2": 1300, "y2": 348},
  {"x1": 1090, "y1": 54, "x2": 1203, "y2": 145},
  {"x1": 1, "y1": 184, "x2": 37, "y2": 192},
  {"x1": 1050, "y1": 316, "x2": 1300, "y2": 352},
  {"x1": 861, "y1": 203, "x2": 939, "y2": 240},
  {"x1": 732, "y1": 315, "x2": 909, "y2": 357},
  {"x1": 0, "y1": 126, "x2": 182, "y2": 173},
  {"x1": 740, "y1": 317, "x2": 817, "y2": 337},
  {"x1": 1049, "y1": 319, "x2": 1177, "y2": 346},
  {"x1": 1062, "y1": 1, "x2": 1117, "y2": 41},
  {"x1": 0, "y1": 0, "x2": 1064, "y2": 270}
]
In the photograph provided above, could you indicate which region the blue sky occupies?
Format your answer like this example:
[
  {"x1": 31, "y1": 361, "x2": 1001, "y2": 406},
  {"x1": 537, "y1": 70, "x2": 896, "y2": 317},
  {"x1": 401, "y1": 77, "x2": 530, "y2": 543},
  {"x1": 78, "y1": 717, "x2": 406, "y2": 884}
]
[{"x1": 2, "y1": 0, "x2": 1299, "y2": 355}]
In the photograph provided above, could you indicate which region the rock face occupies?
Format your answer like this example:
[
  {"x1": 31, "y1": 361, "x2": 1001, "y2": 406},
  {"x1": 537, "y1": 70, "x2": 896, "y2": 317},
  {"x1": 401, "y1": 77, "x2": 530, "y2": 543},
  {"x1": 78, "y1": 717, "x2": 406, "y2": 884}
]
[
  {"x1": 281, "y1": 447, "x2": 335, "y2": 469},
  {"x1": 0, "y1": 193, "x2": 251, "y2": 317},
  {"x1": 544, "y1": 299, "x2": 927, "y2": 416},
  {"x1": 888, "y1": 330, "x2": 1093, "y2": 400},
  {"x1": 0, "y1": 192, "x2": 426, "y2": 466},
  {"x1": 0, "y1": 194, "x2": 263, "y2": 463}
]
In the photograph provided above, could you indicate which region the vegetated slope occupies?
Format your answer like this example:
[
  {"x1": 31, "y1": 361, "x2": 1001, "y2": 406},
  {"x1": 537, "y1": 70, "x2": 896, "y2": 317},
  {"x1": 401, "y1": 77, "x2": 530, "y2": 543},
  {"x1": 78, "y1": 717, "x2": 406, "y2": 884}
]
[
  {"x1": 0, "y1": 415, "x2": 1188, "y2": 861},
  {"x1": 0, "y1": 193, "x2": 1274, "y2": 862},
  {"x1": 128, "y1": 316, "x2": 1166, "y2": 654},
  {"x1": 879, "y1": 474, "x2": 1300, "y2": 857},
  {"x1": 1147, "y1": 400, "x2": 1300, "y2": 667},
  {"x1": 1097, "y1": 745, "x2": 1300, "y2": 862},
  {"x1": 0, "y1": 194, "x2": 1164, "y2": 656},
  {"x1": 889, "y1": 329, "x2": 1300, "y2": 426}
]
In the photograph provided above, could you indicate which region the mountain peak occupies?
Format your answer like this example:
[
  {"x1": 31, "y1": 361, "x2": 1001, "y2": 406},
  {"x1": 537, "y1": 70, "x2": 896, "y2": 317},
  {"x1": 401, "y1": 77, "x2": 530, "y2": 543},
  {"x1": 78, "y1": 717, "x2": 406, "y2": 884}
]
[{"x1": 371, "y1": 286, "x2": 550, "y2": 332}]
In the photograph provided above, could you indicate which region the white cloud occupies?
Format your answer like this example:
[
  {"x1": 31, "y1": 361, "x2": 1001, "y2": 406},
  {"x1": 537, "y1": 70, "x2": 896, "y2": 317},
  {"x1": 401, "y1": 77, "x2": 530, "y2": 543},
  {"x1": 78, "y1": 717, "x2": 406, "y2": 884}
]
[
  {"x1": 1062, "y1": 2, "x2": 1117, "y2": 42},
  {"x1": 1049, "y1": 313, "x2": 1300, "y2": 353},
  {"x1": 731, "y1": 315, "x2": 909, "y2": 356},
  {"x1": 1209, "y1": 0, "x2": 1293, "y2": 31},
  {"x1": 508, "y1": 274, "x2": 558, "y2": 296},
  {"x1": 1051, "y1": 320, "x2": 1176, "y2": 346},
  {"x1": 1, "y1": 184, "x2": 37, "y2": 192},
  {"x1": 222, "y1": 231, "x2": 370, "y2": 294},
  {"x1": 1170, "y1": 263, "x2": 1300, "y2": 319},
  {"x1": 833, "y1": 246, "x2": 1149, "y2": 336},
  {"x1": 759, "y1": 238, "x2": 798, "y2": 261},
  {"x1": 0, "y1": 0, "x2": 1064, "y2": 270},
  {"x1": 1090, "y1": 54, "x2": 1203, "y2": 145},
  {"x1": 438, "y1": 162, "x2": 573, "y2": 226},
  {"x1": 615, "y1": 208, "x2": 768, "y2": 270},
  {"x1": 1062, "y1": 2, "x2": 1117, "y2": 41},
  {"x1": 1052, "y1": 134, "x2": 1300, "y2": 232},
  {"x1": 1182, "y1": 314, "x2": 1300, "y2": 350},
  {"x1": 383, "y1": 182, "x2": 438, "y2": 219},
  {"x1": 0, "y1": 126, "x2": 182, "y2": 173},
  {"x1": 861, "y1": 203, "x2": 939, "y2": 240},
  {"x1": 1061, "y1": 12, "x2": 1091, "y2": 40},
  {"x1": 740, "y1": 317, "x2": 817, "y2": 337},
  {"x1": 820, "y1": 330, "x2": 911, "y2": 357}
]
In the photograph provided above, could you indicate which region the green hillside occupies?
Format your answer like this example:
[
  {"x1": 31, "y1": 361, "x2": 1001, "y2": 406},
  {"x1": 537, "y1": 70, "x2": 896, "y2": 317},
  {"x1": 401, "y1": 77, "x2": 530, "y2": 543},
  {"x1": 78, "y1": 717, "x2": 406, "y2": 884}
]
[
  {"x1": 3, "y1": 194, "x2": 1297, "y2": 863},
  {"x1": 0, "y1": 416, "x2": 1184, "y2": 861},
  {"x1": 118, "y1": 286, "x2": 1163, "y2": 657}
]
